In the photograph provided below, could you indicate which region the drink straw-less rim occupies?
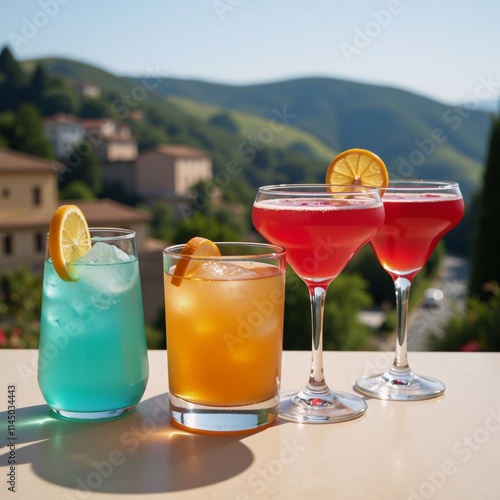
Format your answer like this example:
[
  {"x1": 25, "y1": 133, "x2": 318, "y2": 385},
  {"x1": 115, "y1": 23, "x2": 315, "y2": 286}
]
[
  {"x1": 257, "y1": 184, "x2": 380, "y2": 196},
  {"x1": 163, "y1": 242, "x2": 286, "y2": 261},
  {"x1": 382, "y1": 180, "x2": 460, "y2": 191}
]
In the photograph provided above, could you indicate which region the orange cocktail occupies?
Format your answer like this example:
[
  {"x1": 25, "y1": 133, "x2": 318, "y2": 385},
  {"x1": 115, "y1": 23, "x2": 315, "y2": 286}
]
[{"x1": 163, "y1": 241, "x2": 286, "y2": 433}]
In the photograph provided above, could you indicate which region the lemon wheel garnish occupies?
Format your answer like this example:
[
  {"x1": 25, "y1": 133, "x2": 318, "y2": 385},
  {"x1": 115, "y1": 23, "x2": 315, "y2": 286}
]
[
  {"x1": 326, "y1": 148, "x2": 388, "y2": 191},
  {"x1": 170, "y1": 237, "x2": 221, "y2": 287},
  {"x1": 48, "y1": 205, "x2": 91, "y2": 282}
]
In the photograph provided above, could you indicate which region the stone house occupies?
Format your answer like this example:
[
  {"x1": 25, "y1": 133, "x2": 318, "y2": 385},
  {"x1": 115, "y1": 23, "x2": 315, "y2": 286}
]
[{"x1": 135, "y1": 144, "x2": 213, "y2": 209}]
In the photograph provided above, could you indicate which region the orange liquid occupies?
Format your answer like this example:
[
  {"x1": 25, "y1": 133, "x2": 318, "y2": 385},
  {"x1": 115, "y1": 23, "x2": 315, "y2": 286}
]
[{"x1": 164, "y1": 264, "x2": 285, "y2": 406}]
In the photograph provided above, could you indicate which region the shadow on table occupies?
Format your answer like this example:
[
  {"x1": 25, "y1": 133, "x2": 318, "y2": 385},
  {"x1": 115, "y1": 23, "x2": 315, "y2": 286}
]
[{"x1": 0, "y1": 393, "x2": 256, "y2": 494}]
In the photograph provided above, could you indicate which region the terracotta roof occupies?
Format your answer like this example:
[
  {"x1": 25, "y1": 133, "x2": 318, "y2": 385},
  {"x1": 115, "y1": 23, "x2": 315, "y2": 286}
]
[
  {"x1": 143, "y1": 144, "x2": 210, "y2": 160},
  {"x1": 0, "y1": 211, "x2": 52, "y2": 229},
  {"x1": 0, "y1": 199, "x2": 151, "y2": 230},
  {"x1": 0, "y1": 148, "x2": 63, "y2": 173},
  {"x1": 68, "y1": 199, "x2": 151, "y2": 226},
  {"x1": 81, "y1": 118, "x2": 114, "y2": 130}
]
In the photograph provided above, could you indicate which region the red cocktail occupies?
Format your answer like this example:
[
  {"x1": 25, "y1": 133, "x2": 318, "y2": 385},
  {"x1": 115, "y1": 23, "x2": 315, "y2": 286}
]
[
  {"x1": 356, "y1": 181, "x2": 464, "y2": 400},
  {"x1": 253, "y1": 185, "x2": 384, "y2": 423},
  {"x1": 371, "y1": 193, "x2": 464, "y2": 280},
  {"x1": 253, "y1": 198, "x2": 384, "y2": 284}
]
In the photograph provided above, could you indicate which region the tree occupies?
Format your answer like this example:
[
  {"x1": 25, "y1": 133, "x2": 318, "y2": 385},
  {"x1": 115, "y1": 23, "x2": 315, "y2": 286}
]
[
  {"x1": 61, "y1": 141, "x2": 102, "y2": 194},
  {"x1": 27, "y1": 64, "x2": 48, "y2": 107},
  {"x1": 0, "y1": 46, "x2": 25, "y2": 112},
  {"x1": 59, "y1": 180, "x2": 97, "y2": 200},
  {"x1": 209, "y1": 113, "x2": 239, "y2": 134},
  {"x1": 39, "y1": 86, "x2": 80, "y2": 116},
  {"x1": 0, "y1": 266, "x2": 42, "y2": 348},
  {"x1": 151, "y1": 202, "x2": 176, "y2": 242},
  {"x1": 428, "y1": 283, "x2": 500, "y2": 352},
  {"x1": 79, "y1": 97, "x2": 112, "y2": 118},
  {"x1": 12, "y1": 104, "x2": 53, "y2": 158},
  {"x1": 283, "y1": 269, "x2": 374, "y2": 350},
  {"x1": 0, "y1": 105, "x2": 53, "y2": 159},
  {"x1": 469, "y1": 117, "x2": 500, "y2": 298},
  {"x1": 172, "y1": 212, "x2": 242, "y2": 243}
]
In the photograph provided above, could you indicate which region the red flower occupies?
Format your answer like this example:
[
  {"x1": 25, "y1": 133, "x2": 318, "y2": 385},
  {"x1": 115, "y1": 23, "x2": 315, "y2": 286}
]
[
  {"x1": 0, "y1": 329, "x2": 7, "y2": 347},
  {"x1": 460, "y1": 340, "x2": 481, "y2": 352}
]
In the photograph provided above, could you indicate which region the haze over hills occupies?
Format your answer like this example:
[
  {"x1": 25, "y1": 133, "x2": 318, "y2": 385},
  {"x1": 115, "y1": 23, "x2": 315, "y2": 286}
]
[{"x1": 30, "y1": 56, "x2": 493, "y2": 200}]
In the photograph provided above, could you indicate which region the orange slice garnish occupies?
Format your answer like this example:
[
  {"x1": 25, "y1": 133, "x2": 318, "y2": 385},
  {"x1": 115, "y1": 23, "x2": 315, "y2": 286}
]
[
  {"x1": 48, "y1": 205, "x2": 91, "y2": 282},
  {"x1": 326, "y1": 148, "x2": 389, "y2": 192},
  {"x1": 171, "y1": 237, "x2": 221, "y2": 287}
]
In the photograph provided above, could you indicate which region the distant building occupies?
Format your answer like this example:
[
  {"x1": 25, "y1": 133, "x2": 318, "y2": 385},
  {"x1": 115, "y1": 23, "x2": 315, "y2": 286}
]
[
  {"x1": 81, "y1": 119, "x2": 138, "y2": 163},
  {"x1": 0, "y1": 147, "x2": 150, "y2": 270},
  {"x1": 0, "y1": 148, "x2": 61, "y2": 271},
  {"x1": 43, "y1": 115, "x2": 138, "y2": 164},
  {"x1": 128, "y1": 109, "x2": 144, "y2": 121},
  {"x1": 69, "y1": 80, "x2": 101, "y2": 99},
  {"x1": 43, "y1": 114, "x2": 84, "y2": 159},
  {"x1": 43, "y1": 114, "x2": 212, "y2": 208},
  {"x1": 136, "y1": 144, "x2": 213, "y2": 205}
]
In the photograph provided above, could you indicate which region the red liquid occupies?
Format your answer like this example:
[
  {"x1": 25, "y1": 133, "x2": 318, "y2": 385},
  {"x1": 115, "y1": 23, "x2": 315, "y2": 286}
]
[
  {"x1": 252, "y1": 198, "x2": 384, "y2": 284},
  {"x1": 371, "y1": 193, "x2": 464, "y2": 280}
]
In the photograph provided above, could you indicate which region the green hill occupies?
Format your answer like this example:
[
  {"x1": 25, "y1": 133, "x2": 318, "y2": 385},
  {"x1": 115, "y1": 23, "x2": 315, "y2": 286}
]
[
  {"x1": 166, "y1": 95, "x2": 337, "y2": 162},
  {"x1": 148, "y1": 76, "x2": 491, "y2": 199},
  {"x1": 29, "y1": 57, "x2": 491, "y2": 199}
]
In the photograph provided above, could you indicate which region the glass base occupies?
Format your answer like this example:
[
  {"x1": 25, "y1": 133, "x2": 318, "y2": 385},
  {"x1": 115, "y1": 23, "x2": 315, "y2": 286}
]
[
  {"x1": 51, "y1": 405, "x2": 135, "y2": 420},
  {"x1": 169, "y1": 393, "x2": 278, "y2": 433},
  {"x1": 355, "y1": 370, "x2": 445, "y2": 401},
  {"x1": 278, "y1": 389, "x2": 367, "y2": 423}
]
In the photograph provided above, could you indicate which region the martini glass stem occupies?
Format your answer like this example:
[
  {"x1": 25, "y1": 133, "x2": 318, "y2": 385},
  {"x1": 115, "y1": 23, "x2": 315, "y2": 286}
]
[
  {"x1": 391, "y1": 277, "x2": 412, "y2": 375},
  {"x1": 306, "y1": 285, "x2": 330, "y2": 395}
]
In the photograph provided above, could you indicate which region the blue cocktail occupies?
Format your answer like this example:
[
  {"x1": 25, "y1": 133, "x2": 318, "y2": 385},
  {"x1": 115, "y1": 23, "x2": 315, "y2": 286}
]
[{"x1": 38, "y1": 228, "x2": 149, "y2": 419}]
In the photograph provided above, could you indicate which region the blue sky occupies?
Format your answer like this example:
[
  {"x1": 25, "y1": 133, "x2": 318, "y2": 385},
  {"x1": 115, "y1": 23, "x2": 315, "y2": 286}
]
[{"x1": 1, "y1": 0, "x2": 499, "y2": 105}]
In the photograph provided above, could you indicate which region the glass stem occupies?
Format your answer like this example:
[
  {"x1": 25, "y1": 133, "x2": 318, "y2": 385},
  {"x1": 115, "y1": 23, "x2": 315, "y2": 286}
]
[
  {"x1": 305, "y1": 285, "x2": 330, "y2": 395},
  {"x1": 391, "y1": 277, "x2": 412, "y2": 374}
]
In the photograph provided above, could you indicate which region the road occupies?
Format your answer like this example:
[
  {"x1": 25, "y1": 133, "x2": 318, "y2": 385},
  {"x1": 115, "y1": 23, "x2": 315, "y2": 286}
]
[
  {"x1": 406, "y1": 255, "x2": 469, "y2": 351},
  {"x1": 360, "y1": 255, "x2": 469, "y2": 351}
]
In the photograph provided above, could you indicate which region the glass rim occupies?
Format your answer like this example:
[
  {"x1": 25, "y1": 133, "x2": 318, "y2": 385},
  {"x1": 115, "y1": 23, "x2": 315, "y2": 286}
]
[
  {"x1": 163, "y1": 241, "x2": 286, "y2": 260},
  {"x1": 45, "y1": 227, "x2": 136, "y2": 241},
  {"x1": 89, "y1": 227, "x2": 136, "y2": 241},
  {"x1": 384, "y1": 180, "x2": 460, "y2": 191},
  {"x1": 257, "y1": 183, "x2": 380, "y2": 195}
]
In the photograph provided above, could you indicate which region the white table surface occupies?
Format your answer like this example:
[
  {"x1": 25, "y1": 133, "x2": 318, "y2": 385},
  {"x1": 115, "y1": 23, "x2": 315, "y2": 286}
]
[{"x1": 1, "y1": 350, "x2": 499, "y2": 500}]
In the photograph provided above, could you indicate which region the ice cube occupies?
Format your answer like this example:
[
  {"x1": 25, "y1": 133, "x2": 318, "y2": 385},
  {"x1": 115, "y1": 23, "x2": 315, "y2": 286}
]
[
  {"x1": 250, "y1": 265, "x2": 279, "y2": 277},
  {"x1": 77, "y1": 242, "x2": 131, "y2": 264},
  {"x1": 74, "y1": 242, "x2": 137, "y2": 295},
  {"x1": 192, "y1": 261, "x2": 260, "y2": 280}
]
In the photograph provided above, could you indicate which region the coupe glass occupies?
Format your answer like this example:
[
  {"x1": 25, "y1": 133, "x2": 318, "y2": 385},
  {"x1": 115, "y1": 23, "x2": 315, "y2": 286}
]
[
  {"x1": 355, "y1": 180, "x2": 464, "y2": 400},
  {"x1": 252, "y1": 184, "x2": 384, "y2": 423}
]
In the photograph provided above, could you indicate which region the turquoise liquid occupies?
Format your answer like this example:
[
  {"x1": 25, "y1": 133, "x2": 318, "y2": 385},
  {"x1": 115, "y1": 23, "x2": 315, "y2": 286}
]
[{"x1": 38, "y1": 257, "x2": 149, "y2": 414}]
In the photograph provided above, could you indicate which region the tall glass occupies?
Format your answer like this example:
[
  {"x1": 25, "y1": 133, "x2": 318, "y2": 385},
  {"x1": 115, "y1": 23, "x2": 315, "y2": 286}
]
[
  {"x1": 38, "y1": 228, "x2": 149, "y2": 419},
  {"x1": 253, "y1": 184, "x2": 384, "y2": 423},
  {"x1": 355, "y1": 181, "x2": 464, "y2": 400},
  {"x1": 163, "y1": 242, "x2": 286, "y2": 433}
]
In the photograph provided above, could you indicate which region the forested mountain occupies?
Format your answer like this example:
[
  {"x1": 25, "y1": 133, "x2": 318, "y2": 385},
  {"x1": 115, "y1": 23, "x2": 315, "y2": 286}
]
[
  {"x1": 32, "y1": 56, "x2": 492, "y2": 200},
  {"x1": 146, "y1": 76, "x2": 490, "y2": 200}
]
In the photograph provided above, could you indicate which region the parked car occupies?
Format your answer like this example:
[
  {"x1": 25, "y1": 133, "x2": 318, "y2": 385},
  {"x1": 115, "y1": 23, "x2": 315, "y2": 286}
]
[{"x1": 423, "y1": 288, "x2": 444, "y2": 308}]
